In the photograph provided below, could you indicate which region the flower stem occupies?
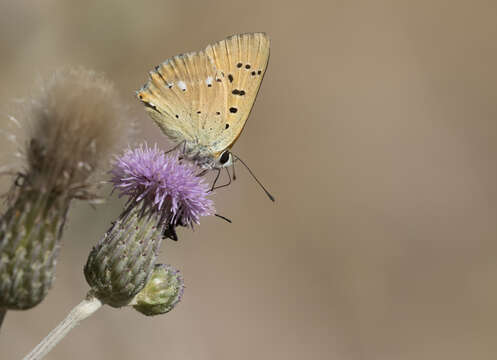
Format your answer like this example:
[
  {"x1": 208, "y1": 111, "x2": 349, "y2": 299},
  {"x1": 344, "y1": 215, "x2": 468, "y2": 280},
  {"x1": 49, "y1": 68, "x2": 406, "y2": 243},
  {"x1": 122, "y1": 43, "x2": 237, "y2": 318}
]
[{"x1": 23, "y1": 293, "x2": 102, "y2": 360}]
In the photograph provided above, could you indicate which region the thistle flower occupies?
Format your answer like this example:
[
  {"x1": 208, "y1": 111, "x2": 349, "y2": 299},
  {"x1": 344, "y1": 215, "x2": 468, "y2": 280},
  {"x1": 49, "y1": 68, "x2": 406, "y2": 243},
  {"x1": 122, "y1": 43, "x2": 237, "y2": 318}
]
[
  {"x1": 0, "y1": 68, "x2": 126, "y2": 311},
  {"x1": 84, "y1": 144, "x2": 213, "y2": 307},
  {"x1": 111, "y1": 144, "x2": 214, "y2": 227}
]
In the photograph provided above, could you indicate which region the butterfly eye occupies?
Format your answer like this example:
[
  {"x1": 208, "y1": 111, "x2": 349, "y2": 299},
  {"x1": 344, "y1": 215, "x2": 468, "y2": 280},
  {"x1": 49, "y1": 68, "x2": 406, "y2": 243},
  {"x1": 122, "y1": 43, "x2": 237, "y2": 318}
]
[{"x1": 219, "y1": 151, "x2": 230, "y2": 165}]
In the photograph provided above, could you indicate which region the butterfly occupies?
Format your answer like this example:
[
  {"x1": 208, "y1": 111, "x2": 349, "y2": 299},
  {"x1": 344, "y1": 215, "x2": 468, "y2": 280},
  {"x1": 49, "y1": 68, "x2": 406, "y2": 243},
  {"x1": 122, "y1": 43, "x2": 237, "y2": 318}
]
[{"x1": 136, "y1": 32, "x2": 270, "y2": 172}]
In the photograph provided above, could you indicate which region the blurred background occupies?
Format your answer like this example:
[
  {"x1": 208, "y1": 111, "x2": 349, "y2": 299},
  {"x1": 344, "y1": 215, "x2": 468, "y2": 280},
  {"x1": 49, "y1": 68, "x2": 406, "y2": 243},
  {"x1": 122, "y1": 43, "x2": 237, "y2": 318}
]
[{"x1": 1, "y1": 0, "x2": 497, "y2": 359}]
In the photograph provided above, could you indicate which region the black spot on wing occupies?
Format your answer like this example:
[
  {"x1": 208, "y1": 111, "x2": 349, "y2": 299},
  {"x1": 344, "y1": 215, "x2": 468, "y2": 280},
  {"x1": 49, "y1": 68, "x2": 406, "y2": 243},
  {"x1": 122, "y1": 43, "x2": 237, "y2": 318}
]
[
  {"x1": 228, "y1": 74, "x2": 233, "y2": 83},
  {"x1": 229, "y1": 107, "x2": 238, "y2": 113},
  {"x1": 143, "y1": 101, "x2": 160, "y2": 114}
]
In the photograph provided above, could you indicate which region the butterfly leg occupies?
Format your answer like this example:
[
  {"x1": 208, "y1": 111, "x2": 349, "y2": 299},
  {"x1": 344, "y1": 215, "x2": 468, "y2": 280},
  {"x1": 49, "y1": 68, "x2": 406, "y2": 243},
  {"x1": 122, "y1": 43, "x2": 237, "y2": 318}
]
[
  {"x1": 212, "y1": 167, "x2": 232, "y2": 191},
  {"x1": 210, "y1": 168, "x2": 222, "y2": 192},
  {"x1": 196, "y1": 169, "x2": 208, "y2": 177},
  {"x1": 164, "y1": 140, "x2": 186, "y2": 156}
]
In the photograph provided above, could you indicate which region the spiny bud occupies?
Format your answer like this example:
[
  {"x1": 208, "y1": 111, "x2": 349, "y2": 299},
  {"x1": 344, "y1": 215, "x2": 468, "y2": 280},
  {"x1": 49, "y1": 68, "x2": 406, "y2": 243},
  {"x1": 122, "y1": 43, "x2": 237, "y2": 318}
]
[
  {"x1": 84, "y1": 206, "x2": 165, "y2": 307},
  {"x1": 84, "y1": 144, "x2": 213, "y2": 307},
  {"x1": 0, "y1": 68, "x2": 126, "y2": 310},
  {"x1": 131, "y1": 264, "x2": 184, "y2": 316},
  {"x1": 0, "y1": 187, "x2": 70, "y2": 309}
]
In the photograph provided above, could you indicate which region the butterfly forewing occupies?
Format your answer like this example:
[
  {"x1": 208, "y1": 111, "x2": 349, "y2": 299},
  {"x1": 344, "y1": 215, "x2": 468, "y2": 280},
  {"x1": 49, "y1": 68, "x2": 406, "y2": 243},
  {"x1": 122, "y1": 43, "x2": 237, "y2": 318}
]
[
  {"x1": 138, "y1": 50, "x2": 224, "y2": 143},
  {"x1": 205, "y1": 33, "x2": 270, "y2": 153},
  {"x1": 137, "y1": 32, "x2": 270, "y2": 158}
]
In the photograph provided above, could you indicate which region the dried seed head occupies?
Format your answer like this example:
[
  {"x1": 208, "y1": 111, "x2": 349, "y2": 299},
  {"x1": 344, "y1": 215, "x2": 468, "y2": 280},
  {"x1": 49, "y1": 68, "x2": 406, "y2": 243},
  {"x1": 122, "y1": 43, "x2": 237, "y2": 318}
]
[
  {"x1": 0, "y1": 68, "x2": 127, "y2": 310},
  {"x1": 25, "y1": 67, "x2": 126, "y2": 197}
]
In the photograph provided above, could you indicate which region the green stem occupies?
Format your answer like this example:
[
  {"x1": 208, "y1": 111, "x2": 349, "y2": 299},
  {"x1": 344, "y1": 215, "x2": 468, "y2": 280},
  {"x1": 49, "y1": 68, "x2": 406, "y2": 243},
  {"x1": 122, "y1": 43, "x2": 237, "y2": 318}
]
[{"x1": 23, "y1": 293, "x2": 102, "y2": 360}]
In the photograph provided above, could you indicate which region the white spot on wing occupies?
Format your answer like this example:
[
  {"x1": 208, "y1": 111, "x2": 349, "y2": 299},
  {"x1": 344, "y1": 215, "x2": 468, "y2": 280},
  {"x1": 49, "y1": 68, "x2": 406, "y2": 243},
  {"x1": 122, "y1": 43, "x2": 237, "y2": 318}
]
[
  {"x1": 206, "y1": 76, "x2": 213, "y2": 86},
  {"x1": 178, "y1": 81, "x2": 187, "y2": 91}
]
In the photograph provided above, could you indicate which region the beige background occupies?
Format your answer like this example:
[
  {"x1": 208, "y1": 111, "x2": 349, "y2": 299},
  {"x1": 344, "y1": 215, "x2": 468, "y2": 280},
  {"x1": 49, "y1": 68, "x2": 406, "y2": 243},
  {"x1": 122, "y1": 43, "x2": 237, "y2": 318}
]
[{"x1": 1, "y1": 1, "x2": 497, "y2": 359}]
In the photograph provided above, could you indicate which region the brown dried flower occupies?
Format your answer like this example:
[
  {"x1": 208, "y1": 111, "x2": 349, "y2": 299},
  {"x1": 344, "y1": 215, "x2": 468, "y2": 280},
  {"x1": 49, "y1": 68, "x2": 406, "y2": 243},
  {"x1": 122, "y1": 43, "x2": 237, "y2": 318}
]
[
  {"x1": 24, "y1": 67, "x2": 126, "y2": 198},
  {"x1": 0, "y1": 67, "x2": 127, "y2": 310}
]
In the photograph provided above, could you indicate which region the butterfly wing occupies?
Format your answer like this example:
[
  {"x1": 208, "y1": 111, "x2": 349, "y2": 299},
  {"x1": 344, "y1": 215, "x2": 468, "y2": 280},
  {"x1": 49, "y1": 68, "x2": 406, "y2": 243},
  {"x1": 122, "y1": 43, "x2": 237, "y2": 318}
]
[
  {"x1": 137, "y1": 49, "x2": 224, "y2": 145},
  {"x1": 137, "y1": 32, "x2": 270, "y2": 157},
  {"x1": 205, "y1": 32, "x2": 270, "y2": 154}
]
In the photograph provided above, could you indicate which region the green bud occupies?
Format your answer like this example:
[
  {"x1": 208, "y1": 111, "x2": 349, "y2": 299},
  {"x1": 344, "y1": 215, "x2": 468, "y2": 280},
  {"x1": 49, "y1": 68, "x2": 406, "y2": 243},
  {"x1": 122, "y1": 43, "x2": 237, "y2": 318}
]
[
  {"x1": 84, "y1": 206, "x2": 164, "y2": 307},
  {"x1": 131, "y1": 264, "x2": 184, "y2": 316},
  {"x1": 0, "y1": 186, "x2": 70, "y2": 310}
]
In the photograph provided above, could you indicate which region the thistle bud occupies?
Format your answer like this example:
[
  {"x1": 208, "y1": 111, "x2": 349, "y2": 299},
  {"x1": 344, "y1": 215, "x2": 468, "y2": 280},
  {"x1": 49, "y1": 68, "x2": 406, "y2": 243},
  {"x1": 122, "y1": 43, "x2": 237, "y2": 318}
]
[
  {"x1": 84, "y1": 205, "x2": 165, "y2": 307},
  {"x1": 131, "y1": 264, "x2": 184, "y2": 316}
]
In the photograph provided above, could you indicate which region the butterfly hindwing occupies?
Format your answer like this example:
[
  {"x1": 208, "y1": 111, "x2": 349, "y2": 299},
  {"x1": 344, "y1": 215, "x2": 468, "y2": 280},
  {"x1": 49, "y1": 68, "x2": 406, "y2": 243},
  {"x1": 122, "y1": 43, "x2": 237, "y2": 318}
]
[{"x1": 137, "y1": 32, "x2": 270, "y2": 157}]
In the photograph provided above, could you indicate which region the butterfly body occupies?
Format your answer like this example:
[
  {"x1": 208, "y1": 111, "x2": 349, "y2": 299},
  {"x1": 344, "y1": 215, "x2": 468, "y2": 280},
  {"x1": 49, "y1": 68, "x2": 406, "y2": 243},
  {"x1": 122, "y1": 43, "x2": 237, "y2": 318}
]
[{"x1": 137, "y1": 32, "x2": 270, "y2": 170}]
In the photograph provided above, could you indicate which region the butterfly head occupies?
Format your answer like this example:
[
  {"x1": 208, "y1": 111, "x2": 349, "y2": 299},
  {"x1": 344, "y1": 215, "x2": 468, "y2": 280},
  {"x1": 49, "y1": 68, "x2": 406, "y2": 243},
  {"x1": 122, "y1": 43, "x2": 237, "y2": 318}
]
[
  {"x1": 181, "y1": 143, "x2": 233, "y2": 170},
  {"x1": 215, "y1": 150, "x2": 233, "y2": 168}
]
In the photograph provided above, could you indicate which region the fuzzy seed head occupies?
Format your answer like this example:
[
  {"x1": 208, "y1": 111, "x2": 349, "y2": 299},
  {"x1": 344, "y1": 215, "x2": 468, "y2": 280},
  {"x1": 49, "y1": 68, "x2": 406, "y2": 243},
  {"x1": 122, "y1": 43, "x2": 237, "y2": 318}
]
[
  {"x1": 24, "y1": 67, "x2": 127, "y2": 197},
  {"x1": 0, "y1": 67, "x2": 127, "y2": 310}
]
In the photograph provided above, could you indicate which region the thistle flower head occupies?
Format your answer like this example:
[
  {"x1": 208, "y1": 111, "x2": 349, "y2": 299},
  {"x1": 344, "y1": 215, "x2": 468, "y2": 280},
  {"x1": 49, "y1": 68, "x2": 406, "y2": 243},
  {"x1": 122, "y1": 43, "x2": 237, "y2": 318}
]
[{"x1": 111, "y1": 144, "x2": 214, "y2": 227}]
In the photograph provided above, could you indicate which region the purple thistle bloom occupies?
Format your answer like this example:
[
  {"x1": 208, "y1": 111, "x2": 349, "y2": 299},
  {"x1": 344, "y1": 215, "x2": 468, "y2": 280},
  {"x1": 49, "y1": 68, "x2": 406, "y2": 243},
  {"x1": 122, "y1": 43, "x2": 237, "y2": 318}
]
[{"x1": 111, "y1": 144, "x2": 214, "y2": 227}]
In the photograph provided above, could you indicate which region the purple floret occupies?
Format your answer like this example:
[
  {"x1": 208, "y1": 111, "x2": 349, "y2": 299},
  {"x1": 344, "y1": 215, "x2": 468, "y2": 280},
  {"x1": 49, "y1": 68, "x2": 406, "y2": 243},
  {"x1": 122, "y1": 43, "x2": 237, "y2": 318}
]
[{"x1": 111, "y1": 144, "x2": 214, "y2": 227}]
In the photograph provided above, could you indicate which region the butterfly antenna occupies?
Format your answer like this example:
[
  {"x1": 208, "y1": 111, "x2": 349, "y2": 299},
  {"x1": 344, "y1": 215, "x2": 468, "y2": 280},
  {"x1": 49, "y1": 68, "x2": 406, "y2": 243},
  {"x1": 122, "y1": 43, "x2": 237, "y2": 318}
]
[
  {"x1": 215, "y1": 213, "x2": 232, "y2": 223},
  {"x1": 232, "y1": 154, "x2": 275, "y2": 202},
  {"x1": 232, "y1": 161, "x2": 237, "y2": 181}
]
